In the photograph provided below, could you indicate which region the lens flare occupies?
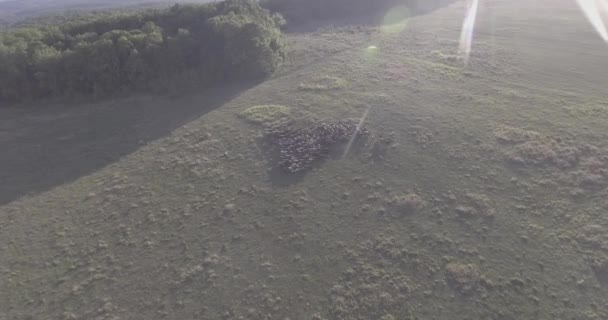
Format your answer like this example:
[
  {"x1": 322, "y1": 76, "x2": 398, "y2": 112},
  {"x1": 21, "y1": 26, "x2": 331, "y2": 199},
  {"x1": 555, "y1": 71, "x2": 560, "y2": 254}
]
[
  {"x1": 361, "y1": 44, "x2": 381, "y2": 66},
  {"x1": 381, "y1": 5, "x2": 410, "y2": 34},
  {"x1": 459, "y1": 0, "x2": 480, "y2": 64},
  {"x1": 342, "y1": 106, "x2": 371, "y2": 159},
  {"x1": 575, "y1": 0, "x2": 608, "y2": 43}
]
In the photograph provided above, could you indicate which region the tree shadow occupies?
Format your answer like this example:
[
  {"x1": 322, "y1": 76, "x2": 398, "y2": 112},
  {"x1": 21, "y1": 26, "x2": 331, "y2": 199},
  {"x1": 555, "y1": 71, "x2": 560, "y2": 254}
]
[
  {"x1": 283, "y1": 0, "x2": 459, "y2": 33},
  {"x1": 267, "y1": 166, "x2": 308, "y2": 187},
  {"x1": 0, "y1": 82, "x2": 254, "y2": 205},
  {"x1": 254, "y1": 137, "x2": 307, "y2": 187}
]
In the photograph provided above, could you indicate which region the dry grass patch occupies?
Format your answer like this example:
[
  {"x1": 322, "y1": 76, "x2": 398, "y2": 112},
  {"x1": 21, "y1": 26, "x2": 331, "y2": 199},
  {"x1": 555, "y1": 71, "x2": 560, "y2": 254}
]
[
  {"x1": 388, "y1": 193, "x2": 427, "y2": 215},
  {"x1": 494, "y1": 124, "x2": 608, "y2": 192},
  {"x1": 299, "y1": 75, "x2": 348, "y2": 91},
  {"x1": 239, "y1": 105, "x2": 292, "y2": 127},
  {"x1": 454, "y1": 193, "x2": 496, "y2": 219},
  {"x1": 493, "y1": 125, "x2": 540, "y2": 145},
  {"x1": 445, "y1": 262, "x2": 482, "y2": 294}
]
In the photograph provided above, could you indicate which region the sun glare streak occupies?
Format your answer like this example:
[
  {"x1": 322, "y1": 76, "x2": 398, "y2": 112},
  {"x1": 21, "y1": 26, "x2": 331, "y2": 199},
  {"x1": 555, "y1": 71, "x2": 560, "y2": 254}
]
[
  {"x1": 342, "y1": 106, "x2": 371, "y2": 159},
  {"x1": 575, "y1": 0, "x2": 608, "y2": 43},
  {"x1": 599, "y1": 0, "x2": 608, "y2": 15},
  {"x1": 459, "y1": 0, "x2": 480, "y2": 64}
]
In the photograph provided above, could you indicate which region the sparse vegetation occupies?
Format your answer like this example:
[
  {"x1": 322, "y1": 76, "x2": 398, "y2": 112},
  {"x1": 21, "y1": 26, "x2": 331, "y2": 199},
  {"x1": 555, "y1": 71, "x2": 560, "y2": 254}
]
[
  {"x1": 576, "y1": 224, "x2": 608, "y2": 251},
  {"x1": 494, "y1": 125, "x2": 608, "y2": 192},
  {"x1": 563, "y1": 103, "x2": 608, "y2": 118},
  {"x1": 330, "y1": 236, "x2": 413, "y2": 320}
]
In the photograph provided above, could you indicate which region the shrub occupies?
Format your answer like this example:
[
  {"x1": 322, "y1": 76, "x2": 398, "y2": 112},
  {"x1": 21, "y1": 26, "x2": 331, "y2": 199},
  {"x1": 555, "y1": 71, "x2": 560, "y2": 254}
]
[
  {"x1": 391, "y1": 193, "x2": 426, "y2": 214},
  {"x1": 445, "y1": 262, "x2": 481, "y2": 294}
]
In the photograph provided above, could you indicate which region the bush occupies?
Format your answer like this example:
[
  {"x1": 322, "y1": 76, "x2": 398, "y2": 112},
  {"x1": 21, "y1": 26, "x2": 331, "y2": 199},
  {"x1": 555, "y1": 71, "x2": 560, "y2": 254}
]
[
  {"x1": 0, "y1": 0, "x2": 286, "y2": 103},
  {"x1": 391, "y1": 193, "x2": 426, "y2": 214}
]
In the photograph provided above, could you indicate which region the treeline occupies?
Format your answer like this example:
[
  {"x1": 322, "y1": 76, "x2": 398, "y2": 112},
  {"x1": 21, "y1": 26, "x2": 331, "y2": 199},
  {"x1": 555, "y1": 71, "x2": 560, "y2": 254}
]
[
  {"x1": 0, "y1": 0, "x2": 286, "y2": 103},
  {"x1": 260, "y1": 0, "x2": 456, "y2": 24}
]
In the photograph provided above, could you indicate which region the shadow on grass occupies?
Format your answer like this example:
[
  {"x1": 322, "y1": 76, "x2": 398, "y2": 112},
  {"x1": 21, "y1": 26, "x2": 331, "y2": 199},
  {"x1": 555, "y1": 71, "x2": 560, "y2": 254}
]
[
  {"x1": 267, "y1": 166, "x2": 308, "y2": 187},
  {"x1": 593, "y1": 262, "x2": 608, "y2": 287},
  {"x1": 0, "y1": 82, "x2": 254, "y2": 205},
  {"x1": 283, "y1": 0, "x2": 459, "y2": 33}
]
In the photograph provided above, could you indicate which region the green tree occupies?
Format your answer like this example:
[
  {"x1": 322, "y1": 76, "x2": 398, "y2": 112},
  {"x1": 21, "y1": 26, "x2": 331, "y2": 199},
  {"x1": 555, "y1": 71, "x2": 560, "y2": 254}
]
[
  {"x1": 0, "y1": 0, "x2": 286, "y2": 103},
  {"x1": 31, "y1": 43, "x2": 63, "y2": 97}
]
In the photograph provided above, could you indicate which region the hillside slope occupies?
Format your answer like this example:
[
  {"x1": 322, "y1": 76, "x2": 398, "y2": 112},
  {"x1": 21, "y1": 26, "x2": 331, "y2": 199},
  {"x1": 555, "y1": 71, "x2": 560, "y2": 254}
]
[{"x1": 2, "y1": 0, "x2": 608, "y2": 319}]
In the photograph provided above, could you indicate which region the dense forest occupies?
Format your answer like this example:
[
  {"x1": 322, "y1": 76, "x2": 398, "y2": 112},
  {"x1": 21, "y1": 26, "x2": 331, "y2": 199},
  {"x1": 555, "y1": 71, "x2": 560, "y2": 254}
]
[
  {"x1": 0, "y1": 0, "x2": 458, "y2": 104},
  {"x1": 0, "y1": 0, "x2": 215, "y2": 27},
  {"x1": 0, "y1": 0, "x2": 286, "y2": 103}
]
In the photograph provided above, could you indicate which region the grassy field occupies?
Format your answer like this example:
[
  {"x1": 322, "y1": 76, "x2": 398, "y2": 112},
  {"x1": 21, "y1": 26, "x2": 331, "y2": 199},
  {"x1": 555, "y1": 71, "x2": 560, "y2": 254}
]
[{"x1": 2, "y1": 0, "x2": 608, "y2": 319}]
